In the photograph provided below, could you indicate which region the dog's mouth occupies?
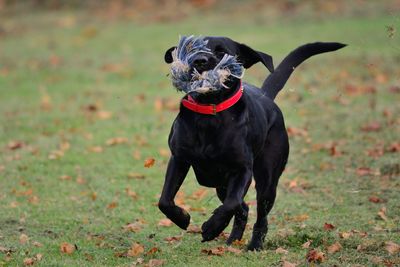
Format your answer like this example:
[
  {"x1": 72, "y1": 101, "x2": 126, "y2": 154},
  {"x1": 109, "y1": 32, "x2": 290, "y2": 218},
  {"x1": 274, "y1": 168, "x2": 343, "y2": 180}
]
[{"x1": 170, "y1": 35, "x2": 244, "y2": 94}]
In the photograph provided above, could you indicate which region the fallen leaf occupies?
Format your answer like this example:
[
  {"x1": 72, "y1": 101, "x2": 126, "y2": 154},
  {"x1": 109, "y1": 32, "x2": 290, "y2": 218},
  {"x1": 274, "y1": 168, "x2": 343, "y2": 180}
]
[
  {"x1": 275, "y1": 247, "x2": 288, "y2": 254},
  {"x1": 226, "y1": 246, "x2": 242, "y2": 254},
  {"x1": 291, "y1": 214, "x2": 309, "y2": 222},
  {"x1": 106, "y1": 137, "x2": 128, "y2": 146},
  {"x1": 356, "y1": 167, "x2": 376, "y2": 176},
  {"x1": 88, "y1": 146, "x2": 103, "y2": 153},
  {"x1": 147, "y1": 259, "x2": 165, "y2": 267},
  {"x1": 324, "y1": 223, "x2": 335, "y2": 231},
  {"x1": 127, "y1": 243, "x2": 144, "y2": 257},
  {"x1": 158, "y1": 218, "x2": 172, "y2": 227},
  {"x1": 124, "y1": 222, "x2": 143, "y2": 233},
  {"x1": 60, "y1": 242, "x2": 76, "y2": 254},
  {"x1": 338, "y1": 232, "x2": 352, "y2": 239},
  {"x1": 302, "y1": 240, "x2": 312, "y2": 248},
  {"x1": 189, "y1": 188, "x2": 208, "y2": 200},
  {"x1": 23, "y1": 258, "x2": 35, "y2": 266},
  {"x1": 306, "y1": 249, "x2": 325, "y2": 263},
  {"x1": 107, "y1": 202, "x2": 118, "y2": 209},
  {"x1": 282, "y1": 261, "x2": 297, "y2": 267},
  {"x1": 146, "y1": 247, "x2": 159, "y2": 255},
  {"x1": 387, "y1": 142, "x2": 400, "y2": 153},
  {"x1": 35, "y1": 254, "x2": 43, "y2": 261},
  {"x1": 201, "y1": 246, "x2": 225, "y2": 256},
  {"x1": 360, "y1": 121, "x2": 381, "y2": 132},
  {"x1": 377, "y1": 206, "x2": 388, "y2": 221},
  {"x1": 19, "y1": 233, "x2": 29, "y2": 244},
  {"x1": 369, "y1": 196, "x2": 386, "y2": 203},
  {"x1": 8, "y1": 140, "x2": 24, "y2": 150},
  {"x1": 187, "y1": 225, "x2": 201, "y2": 233},
  {"x1": 232, "y1": 239, "x2": 247, "y2": 246},
  {"x1": 125, "y1": 188, "x2": 138, "y2": 200},
  {"x1": 144, "y1": 158, "x2": 156, "y2": 168},
  {"x1": 127, "y1": 172, "x2": 145, "y2": 179},
  {"x1": 327, "y1": 242, "x2": 342, "y2": 254},
  {"x1": 60, "y1": 175, "x2": 72, "y2": 181},
  {"x1": 97, "y1": 110, "x2": 113, "y2": 120},
  {"x1": 385, "y1": 241, "x2": 400, "y2": 254},
  {"x1": 164, "y1": 236, "x2": 182, "y2": 243},
  {"x1": 32, "y1": 241, "x2": 43, "y2": 247}
]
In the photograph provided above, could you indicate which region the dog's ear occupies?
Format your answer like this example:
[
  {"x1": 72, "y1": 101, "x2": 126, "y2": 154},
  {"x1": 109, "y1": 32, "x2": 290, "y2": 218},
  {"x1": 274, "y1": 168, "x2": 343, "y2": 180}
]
[
  {"x1": 237, "y1": 43, "x2": 274, "y2": 72},
  {"x1": 164, "y1": 46, "x2": 177, "y2": 64}
]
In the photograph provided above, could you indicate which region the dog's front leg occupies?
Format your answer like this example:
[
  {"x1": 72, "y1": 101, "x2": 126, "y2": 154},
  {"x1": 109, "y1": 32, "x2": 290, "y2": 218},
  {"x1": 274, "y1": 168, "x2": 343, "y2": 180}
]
[
  {"x1": 201, "y1": 167, "x2": 252, "y2": 242},
  {"x1": 158, "y1": 156, "x2": 191, "y2": 230}
]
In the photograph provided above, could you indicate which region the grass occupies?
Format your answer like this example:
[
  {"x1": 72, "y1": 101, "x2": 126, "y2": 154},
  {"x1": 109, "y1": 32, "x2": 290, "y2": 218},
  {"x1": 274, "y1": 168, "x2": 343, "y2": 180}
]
[{"x1": 1, "y1": 4, "x2": 400, "y2": 267}]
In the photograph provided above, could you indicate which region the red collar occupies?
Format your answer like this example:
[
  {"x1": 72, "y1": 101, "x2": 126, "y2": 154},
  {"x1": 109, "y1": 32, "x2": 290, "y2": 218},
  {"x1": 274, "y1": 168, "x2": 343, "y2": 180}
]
[{"x1": 181, "y1": 84, "x2": 244, "y2": 115}]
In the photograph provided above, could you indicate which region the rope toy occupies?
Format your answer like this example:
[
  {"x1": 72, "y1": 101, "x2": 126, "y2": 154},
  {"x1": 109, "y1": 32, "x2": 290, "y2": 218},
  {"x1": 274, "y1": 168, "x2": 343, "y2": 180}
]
[{"x1": 170, "y1": 35, "x2": 244, "y2": 94}]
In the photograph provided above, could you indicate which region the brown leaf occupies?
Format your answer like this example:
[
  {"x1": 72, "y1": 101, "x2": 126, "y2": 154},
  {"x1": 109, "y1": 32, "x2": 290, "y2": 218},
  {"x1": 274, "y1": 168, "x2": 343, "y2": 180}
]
[
  {"x1": 306, "y1": 249, "x2": 325, "y2": 263},
  {"x1": 158, "y1": 218, "x2": 172, "y2": 227},
  {"x1": 127, "y1": 243, "x2": 144, "y2": 257},
  {"x1": 338, "y1": 232, "x2": 352, "y2": 239},
  {"x1": 125, "y1": 188, "x2": 138, "y2": 200},
  {"x1": 356, "y1": 167, "x2": 376, "y2": 176},
  {"x1": 60, "y1": 242, "x2": 76, "y2": 254},
  {"x1": 107, "y1": 202, "x2": 118, "y2": 209},
  {"x1": 302, "y1": 240, "x2": 312, "y2": 248},
  {"x1": 106, "y1": 137, "x2": 128, "y2": 146},
  {"x1": 97, "y1": 110, "x2": 113, "y2": 120},
  {"x1": 190, "y1": 188, "x2": 208, "y2": 200},
  {"x1": 275, "y1": 247, "x2": 288, "y2": 254},
  {"x1": 385, "y1": 241, "x2": 400, "y2": 254},
  {"x1": 327, "y1": 242, "x2": 342, "y2": 254},
  {"x1": 201, "y1": 246, "x2": 225, "y2": 256},
  {"x1": 187, "y1": 225, "x2": 201, "y2": 233},
  {"x1": 291, "y1": 214, "x2": 309, "y2": 222},
  {"x1": 368, "y1": 196, "x2": 386, "y2": 203},
  {"x1": 282, "y1": 261, "x2": 297, "y2": 267},
  {"x1": 377, "y1": 207, "x2": 388, "y2": 221},
  {"x1": 88, "y1": 146, "x2": 103, "y2": 153},
  {"x1": 23, "y1": 258, "x2": 35, "y2": 266},
  {"x1": 60, "y1": 175, "x2": 72, "y2": 181},
  {"x1": 8, "y1": 140, "x2": 24, "y2": 150},
  {"x1": 387, "y1": 142, "x2": 400, "y2": 153},
  {"x1": 35, "y1": 254, "x2": 43, "y2": 261},
  {"x1": 32, "y1": 241, "x2": 43, "y2": 247},
  {"x1": 146, "y1": 247, "x2": 159, "y2": 255},
  {"x1": 19, "y1": 233, "x2": 29, "y2": 244},
  {"x1": 226, "y1": 246, "x2": 242, "y2": 254},
  {"x1": 144, "y1": 158, "x2": 156, "y2": 168},
  {"x1": 323, "y1": 223, "x2": 335, "y2": 231},
  {"x1": 232, "y1": 239, "x2": 247, "y2": 246},
  {"x1": 123, "y1": 222, "x2": 142, "y2": 233},
  {"x1": 127, "y1": 172, "x2": 145, "y2": 179},
  {"x1": 147, "y1": 259, "x2": 166, "y2": 267},
  {"x1": 287, "y1": 126, "x2": 309, "y2": 138},
  {"x1": 164, "y1": 236, "x2": 182, "y2": 243},
  {"x1": 360, "y1": 121, "x2": 381, "y2": 132}
]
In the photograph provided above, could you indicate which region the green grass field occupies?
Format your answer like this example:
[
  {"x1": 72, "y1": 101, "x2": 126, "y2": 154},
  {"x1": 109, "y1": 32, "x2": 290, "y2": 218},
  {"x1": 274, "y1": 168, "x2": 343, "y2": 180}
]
[{"x1": 1, "y1": 3, "x2": 399, "y2": 266}]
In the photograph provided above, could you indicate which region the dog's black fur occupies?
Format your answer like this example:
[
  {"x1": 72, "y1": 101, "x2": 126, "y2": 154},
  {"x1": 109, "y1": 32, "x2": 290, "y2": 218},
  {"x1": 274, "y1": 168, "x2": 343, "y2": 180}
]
[{"x1": 159, "y1": 36, "x2": 345, "y2": 250}]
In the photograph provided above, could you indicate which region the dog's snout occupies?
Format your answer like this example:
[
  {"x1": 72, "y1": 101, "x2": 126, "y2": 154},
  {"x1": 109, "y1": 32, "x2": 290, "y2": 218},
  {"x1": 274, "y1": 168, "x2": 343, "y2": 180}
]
[{"x1": 193, "y1": 56, "x2": 209, "y2": 67}]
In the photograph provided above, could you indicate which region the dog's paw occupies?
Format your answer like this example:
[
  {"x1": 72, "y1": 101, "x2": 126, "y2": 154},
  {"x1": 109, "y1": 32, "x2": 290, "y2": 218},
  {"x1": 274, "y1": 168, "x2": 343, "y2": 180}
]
[
  {"x1": 160, "y1": 205, "x2": 191, "y2": 230},
  {"x1": 246, "y1": 239, "x2": 264, "y2": 251},
  {"x1": 174, "y1": 209, "x2": 191, "y2": 230},
  {"x1": 201, "y1": 207, "x2": 233, "y2": 242}
]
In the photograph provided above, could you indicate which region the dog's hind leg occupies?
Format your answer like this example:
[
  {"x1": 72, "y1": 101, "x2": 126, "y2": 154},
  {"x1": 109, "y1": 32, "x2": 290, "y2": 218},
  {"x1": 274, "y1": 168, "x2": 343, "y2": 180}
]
[
  {"x1": 247, "y1": 127, "x2": 289, "y2": 251},
  {"x1": 216, "y1": 186, "x2": 250, "y2": 245},
  {"x1": 158, "y1": 156, "x2": 191, "y2": 230}
]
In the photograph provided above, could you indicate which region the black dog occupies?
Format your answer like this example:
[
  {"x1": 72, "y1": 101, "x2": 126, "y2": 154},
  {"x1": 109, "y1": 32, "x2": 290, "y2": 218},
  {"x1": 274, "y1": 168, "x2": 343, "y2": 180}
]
[{"x1": 159, "y1": 36, "x2": 345, "y2": 250}]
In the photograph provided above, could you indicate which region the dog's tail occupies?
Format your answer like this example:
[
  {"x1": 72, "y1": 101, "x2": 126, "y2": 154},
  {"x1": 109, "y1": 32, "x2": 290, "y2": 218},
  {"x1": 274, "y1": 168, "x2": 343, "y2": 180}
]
[{"x1": 262, "y1": 42, "x2": 346, "y2": 100}]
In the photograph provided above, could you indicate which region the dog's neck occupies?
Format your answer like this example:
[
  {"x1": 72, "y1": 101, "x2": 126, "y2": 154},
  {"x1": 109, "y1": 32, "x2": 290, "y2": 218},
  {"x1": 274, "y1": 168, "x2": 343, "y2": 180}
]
[{"x1": 188, "y1": 79, "x2": 241, "y2": 105}]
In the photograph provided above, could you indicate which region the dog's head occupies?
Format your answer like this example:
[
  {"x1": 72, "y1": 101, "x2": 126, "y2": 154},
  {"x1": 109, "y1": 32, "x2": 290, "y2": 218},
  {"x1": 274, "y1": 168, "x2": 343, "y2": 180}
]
[{"x1": 164, "y1": 36, "x2": 274, "y2": 94}]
